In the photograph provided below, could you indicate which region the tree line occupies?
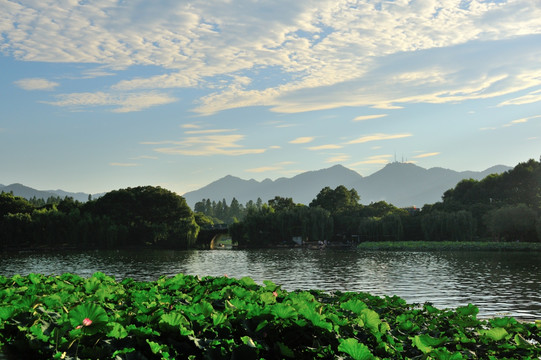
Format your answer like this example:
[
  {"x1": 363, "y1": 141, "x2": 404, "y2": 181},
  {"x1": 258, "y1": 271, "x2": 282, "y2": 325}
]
[
  {"x1": 0, "y1": 186, "x2": 199, "y2": 251},
  {"x1": 196, "y1": 157, "x2": 541, "y2": 247},
  {"x1": 1, "y1": 157, "x2": 540, "y2": 251}
]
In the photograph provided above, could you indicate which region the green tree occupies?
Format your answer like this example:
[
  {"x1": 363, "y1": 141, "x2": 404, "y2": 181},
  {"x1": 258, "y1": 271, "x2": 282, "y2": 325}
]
[
  {"x1": 484, "y1": 204, "x2": 538, "y2": 242},
  {"x1": 268, "y1": 196, "x2": 295, "y2": 212},
  {"x1": 89, "y1": 186, "x2": 197, "y2": 248},
  {"x1": 0, "y1": 192, "x2": 34, "y2": 217},
  {"x1": 310, "y1": 185, "x2": 360, "y2": 214}
]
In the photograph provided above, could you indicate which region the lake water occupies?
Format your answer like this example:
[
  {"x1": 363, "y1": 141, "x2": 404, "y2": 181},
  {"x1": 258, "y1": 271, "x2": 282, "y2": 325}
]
[{"x1": 0, "y1": 248, "x2": 540, "y2": 320}]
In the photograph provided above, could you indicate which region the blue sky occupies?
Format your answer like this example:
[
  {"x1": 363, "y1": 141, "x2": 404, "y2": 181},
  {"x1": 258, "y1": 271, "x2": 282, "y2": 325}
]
[{"x1": 1, "y1": 0, "x2": 540, "y2": 197}]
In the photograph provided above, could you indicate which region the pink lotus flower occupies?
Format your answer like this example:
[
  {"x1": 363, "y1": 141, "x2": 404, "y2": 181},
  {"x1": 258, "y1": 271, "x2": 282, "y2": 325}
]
[
  {"x1": 82, "y1": 318, "x2": 93, "y2": 327},
  {"x1": 272, "y1": 291, "x2": 278, "y2": 297}
]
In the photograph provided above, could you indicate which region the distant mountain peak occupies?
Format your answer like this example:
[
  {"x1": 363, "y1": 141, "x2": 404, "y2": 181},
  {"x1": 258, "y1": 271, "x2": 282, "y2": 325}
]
[{"x1": 182, "y1": 162, "x2": 512, "y2": 208}]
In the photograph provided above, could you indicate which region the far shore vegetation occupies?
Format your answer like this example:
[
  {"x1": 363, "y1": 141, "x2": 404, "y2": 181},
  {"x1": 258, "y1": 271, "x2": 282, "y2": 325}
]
[{"x1": 1, "y1": 157, "x2": 540, "y2": 251}]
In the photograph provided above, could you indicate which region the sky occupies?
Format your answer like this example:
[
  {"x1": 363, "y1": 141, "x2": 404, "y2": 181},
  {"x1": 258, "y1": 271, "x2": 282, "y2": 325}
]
[{"x1": 1, "y1": 0, "x2": 540, "y2": 198}]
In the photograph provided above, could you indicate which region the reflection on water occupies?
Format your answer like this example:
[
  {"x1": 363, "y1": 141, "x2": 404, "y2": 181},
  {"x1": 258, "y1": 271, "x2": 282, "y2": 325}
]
[{"x1": 0, "y1": 248, "x2": 539, "y2": 319}]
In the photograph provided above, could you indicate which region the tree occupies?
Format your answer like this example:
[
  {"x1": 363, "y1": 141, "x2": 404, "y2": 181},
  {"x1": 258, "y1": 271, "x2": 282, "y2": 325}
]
[
  {"x1": 89, "y1": 186, "x2": 197, "y2": 248},
  {"x1": 309, "y1": 185, "x2": 360, "y2": 214},
  {"x1": 0, "y1": 192, "x2": 34, "y2": 217},
  {"x1": 268, "y1": 196, "x2": 295, "y2": 212},
  {"x1": 484, "y1": 204, "x2": 538, "y2": 242}
]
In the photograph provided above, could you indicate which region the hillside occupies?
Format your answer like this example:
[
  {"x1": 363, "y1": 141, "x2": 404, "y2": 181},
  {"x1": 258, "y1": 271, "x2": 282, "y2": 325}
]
[
  {"x1": 182, "y1": 162, "x2": 511, "y2": 208},
  {"x1": 0, "y1": 183, "x2": 95, "y2": 203}
]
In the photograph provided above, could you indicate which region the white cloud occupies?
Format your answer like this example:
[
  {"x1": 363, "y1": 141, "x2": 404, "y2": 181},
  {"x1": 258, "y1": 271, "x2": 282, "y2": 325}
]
[
  {"x1": 185, "y1": 129, "x2": 236, "y2": 135},
  {"x1": 14, "y1": 78, "x2": 59, "y2": 91},
  {"x1": 347, "y1": 133, "x2": 412, "y2": 144},
  {"x1": 289, "y1": 136, "x2": 315, "y2": 144},
  {"x1": 481, "y1": 114, "x2": 541, "y2": 130},
  {"x1": 413, "y1": 152, "x2": 440, "y2": 159},
  {"x1": 498, "y1": 89, "x2": 541, "y2": 106},
  {"x1": 44, "y1": 91, "x2": 177, "y2": 112},
  {"x1": 2, "y1": 0, "x2": 541, "y2": 113},
  {"x1": 349, "y1": 155, "x2": 393, "y2": 166},
  {"x1": 353, "y1": 114, "x2": 388, "y2": 122},
  {"x1": 144, "y1": 131, "x2": 266, "y2": 156},
  {"x1": 245, "y1": 161, "x2": 296, "y2": 174},
  {"x1": 326, "y1": 154, "x2": 350, "y2": 163},
  {"x1": 307, "y1": 144, "x2": 343, "y2": 150}
]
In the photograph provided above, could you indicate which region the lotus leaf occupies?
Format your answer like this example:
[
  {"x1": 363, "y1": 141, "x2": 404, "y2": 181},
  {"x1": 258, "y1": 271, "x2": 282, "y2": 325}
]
[{"x1": 338, "y1": 338, "x2": 374, "y2": 360}]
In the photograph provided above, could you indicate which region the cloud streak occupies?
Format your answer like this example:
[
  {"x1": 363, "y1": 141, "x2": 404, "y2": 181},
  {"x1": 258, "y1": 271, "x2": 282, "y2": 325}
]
[
  {"x1": 143, "y1": 130, "x2": 266, "y2": 156},
  {"x1": 44, "y1": 91, "x2": 177, "y2": 112},
  {"x1": 353, "y1": 114, "x2": 387, "y2": 122},
  {"x1": 15, "y1": 78, "x2": 59, "y2": 91},
  {"x1": 347, "y1": 133, "x2": 412, "y2": 144},
  {"x1": 290, "y1": 137, "x2": 315, "y2": 144},
  {"x1": 413, "y1": 152, "x2": 440, "y2": 159}
]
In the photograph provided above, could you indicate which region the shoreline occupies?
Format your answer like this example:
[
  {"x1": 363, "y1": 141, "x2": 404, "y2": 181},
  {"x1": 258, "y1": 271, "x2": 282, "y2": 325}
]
[{"x1": 356, "y1": 240, "x2": 541, "y2": 251}]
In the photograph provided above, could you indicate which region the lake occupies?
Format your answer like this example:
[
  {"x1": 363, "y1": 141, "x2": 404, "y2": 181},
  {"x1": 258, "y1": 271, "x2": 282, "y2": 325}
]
[{"x1": 0, "y1": 248, "x2": 539, "y2": 320}]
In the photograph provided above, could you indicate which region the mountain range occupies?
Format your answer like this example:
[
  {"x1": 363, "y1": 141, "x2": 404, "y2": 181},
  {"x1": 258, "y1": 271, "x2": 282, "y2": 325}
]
[
  {"x1": 0, "y1": 183, "x2": 96, "y2": 203},
  {"x1": 2, "y1": 162, "x2": 512, "y2": 209},
  {"x1": 182, "y1": 162, "x2": 511, "y2": 208}
]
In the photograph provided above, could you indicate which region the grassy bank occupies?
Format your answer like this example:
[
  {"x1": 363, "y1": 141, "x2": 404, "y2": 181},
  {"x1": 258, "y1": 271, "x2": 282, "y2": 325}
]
[
  {"x1": 357, "y1": 240, "x2": 541, "y2": 252},
  {"x1": 1, "y1": 273, "x2": 540, "y2": 359}
]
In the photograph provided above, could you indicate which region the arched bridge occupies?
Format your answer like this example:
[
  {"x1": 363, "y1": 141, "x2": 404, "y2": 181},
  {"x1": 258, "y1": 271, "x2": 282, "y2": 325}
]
[{"x1": 197, "y1": 224, "x2": 230, "y2": 249}]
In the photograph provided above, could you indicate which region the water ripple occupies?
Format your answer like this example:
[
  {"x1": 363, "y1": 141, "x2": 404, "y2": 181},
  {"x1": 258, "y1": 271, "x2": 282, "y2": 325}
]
[{"x1": 1, "y1": 248, "x2": 540, "y2": 319}]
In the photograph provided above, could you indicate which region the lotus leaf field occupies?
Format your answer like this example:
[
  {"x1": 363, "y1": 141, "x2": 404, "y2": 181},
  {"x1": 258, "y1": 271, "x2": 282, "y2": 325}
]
[{"x1": 0, "y1": 273, "x2": 540, "y2": 359}]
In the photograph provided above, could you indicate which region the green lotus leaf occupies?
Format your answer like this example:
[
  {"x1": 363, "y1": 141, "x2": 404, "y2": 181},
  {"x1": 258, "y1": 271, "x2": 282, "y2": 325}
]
[
  {"x1": 212, "y1": 312, "x2": 227, "y2": 327},
  {"x1": 68, "y1": 303, "x2": 109, "y2": 330},
  {"x1": 259, "y1": 292, "x2": 277, "y2": 305},
  {"x1": 430, "y1": 348, "x2": 465, "y2": 360},
  {"x1": 490, "y1": 317, "x2": 517, "y2": 328},
  {"x1": 164, "y1": 274, "x2": 186, "y2": 290},
  {"x1": 84, "y1": 277, "x2": 101, "y2": 294},
  {"x1": 112, "y1": 347, "x2": 136, "y2": 358},
  {"x1": 27, "y1": 273, "x2": 42, "y2": 285},
  {"x1": 240, "y1": 276, "x2": 258, "y2": 288},
  {"x1": 194, "y1": 301, "x2": 214, "y2": 317},
  {"x1": 276, "y1": 342, "x2": 295, "y2": 358},
  {"x1": 91, "y1": 272, "x2": 114, "y2": 282},
  {"x1": 58, "y1": 273, "x2": 83, "y2": 284},
  {"x1": 255, "y1": 320, "x2": 268, "y2": 333},
  {"x1": 107, "y1": 322, "x2": 128, "y2": 339},
  {"x1": 479, "y1": 327, "x2": 509, "y2": 341},
  {"x1": 411, "y1": 334, "x2": 448, "y2": 354},
  {"x1": 160, "y1": 312, "x2": 189, "y2": 327},
  {"x1": 338, "y1": 338, "x2": 374, "y2": 360},
  {"x1": 340, "y1": 299, "x2": 368, "y2": 314},
  {"x1": 455, "y1": 304, "x2": 479, "y2": 318},
  {"x1": 271, "y1": 303, "x2": 297, "y2": 320},
  {"x1": 360, "y1": 308, "x2": 381, "y2": 333},
  {"x1": 424, "y1": 304, "x2": 440, "y2": 314},
  {"x1": 514, "y1": 333, "x2": 533, "y2": 349},
  {"x1": 232, "y1": 286, "x2": 250, "y2": 299},
  {"x1": 147, "y1": 339, "x2": 167, "y2": 355},
  {"x1": 29, "y1": 322, "x2": 50, "y2": 342},
  {"x1": 0, "y1": 306, "x2": 16, "y2": 321},
  {"x1": 263, "y1": 280, "x2": 278, "y2": 291}
]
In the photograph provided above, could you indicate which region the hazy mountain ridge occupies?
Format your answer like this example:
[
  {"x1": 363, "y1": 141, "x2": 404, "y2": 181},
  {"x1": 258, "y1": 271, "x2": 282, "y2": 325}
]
[
  {"x1": 182, "y1": 162, "x2": 512, "y2": 208},
  {"x1": 1, "y1": 163, "x2": 512, "y2": 209},
  {"x1": 0, "y1": 183, "x2": 98, "y2": 203}
]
